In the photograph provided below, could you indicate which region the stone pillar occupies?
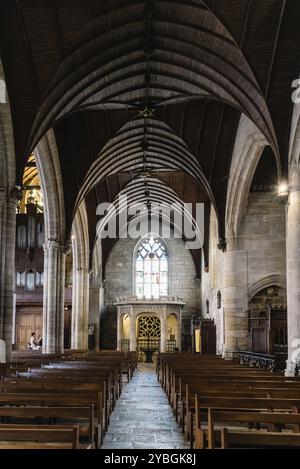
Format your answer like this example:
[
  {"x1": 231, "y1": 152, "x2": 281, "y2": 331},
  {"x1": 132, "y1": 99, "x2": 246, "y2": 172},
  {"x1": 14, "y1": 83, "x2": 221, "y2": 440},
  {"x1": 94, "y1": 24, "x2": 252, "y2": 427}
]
[
  {"x1": 286, "y1": 166, "x2": 300, "y2": 376},
  {"x1": 43, "y1": 240, "x2": 67, "y2": 354},
  {"x1": 0, "y1": 339, "x2": 5, "y2": 363},
  {"x1": 129, "y1": 309, "x2": 136, "y2": 351},
  {"x1": 176, "y1": 311, "x2": 182, "y2": 351},
  {"x1": 0, "y1": 191, "x2": 17, "y2": 361},
  {"x1": 160, "y1": 308, "x2": 168, "y2": 353},
  {"x1": 117, "y1": 308, "x2": 121, "y2": 351},
  {"x1": 88, "y1": 282, "x2": 102, "y2": 350},
  {"x1": 72, "y1": 267, "x2": 89, "y2": 350},
  {"x1": 222, "y1": 242, "x2": 248, "y2": 359}
]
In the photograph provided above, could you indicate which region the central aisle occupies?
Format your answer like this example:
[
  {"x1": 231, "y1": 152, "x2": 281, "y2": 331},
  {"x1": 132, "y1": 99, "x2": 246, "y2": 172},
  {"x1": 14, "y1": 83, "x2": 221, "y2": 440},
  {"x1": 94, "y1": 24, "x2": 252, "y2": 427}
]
[{"x1": 102, "y1": 363, "x2": 189, "y2": 449}]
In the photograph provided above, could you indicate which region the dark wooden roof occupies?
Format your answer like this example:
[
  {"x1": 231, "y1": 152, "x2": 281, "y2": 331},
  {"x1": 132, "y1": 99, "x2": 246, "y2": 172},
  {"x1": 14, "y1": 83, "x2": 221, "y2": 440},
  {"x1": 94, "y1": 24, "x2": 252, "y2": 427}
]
[{"x1": 1, "y1": 0, "x2": 299, "y2": 257}]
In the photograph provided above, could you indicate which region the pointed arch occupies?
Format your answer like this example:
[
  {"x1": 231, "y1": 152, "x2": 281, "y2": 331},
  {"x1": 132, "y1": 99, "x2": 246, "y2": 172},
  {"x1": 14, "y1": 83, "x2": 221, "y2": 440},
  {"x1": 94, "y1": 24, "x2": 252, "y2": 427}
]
[{"x1": 133, "y1": 234, "x2": 169, "y2": 299}]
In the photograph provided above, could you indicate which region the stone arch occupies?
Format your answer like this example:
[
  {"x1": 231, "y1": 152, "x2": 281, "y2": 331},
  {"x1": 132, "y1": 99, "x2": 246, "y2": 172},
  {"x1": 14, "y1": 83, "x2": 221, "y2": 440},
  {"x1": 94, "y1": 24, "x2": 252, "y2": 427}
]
[
  {"x1": 95, "y1": 175, "x2": 204, "y2": 252},
  {"x1": 71, "y1": 201, "x2": 90, "y2": 350},
  {"x1": 34, "y1": 129, "x2": 66, "y2": 243},
  {"x1": 0, "y1": 59, "x2": 17, "y2": 361},
  {"x1": 225, "y1": 114, "x2": 268, "y2": 242},
  {"x1": 34, "y1": 130, "x2": 67, "y2": 353},
  {"x1": 136, "y1": 313, "x2": 161, "y2": 339},
  {"x1": 289, "y1": 87, "x2": 300, "y2": 168},
  {"x1": 0, "y1": 61, "x2": 15, "y2": 190},
  {"x1": 120, "y1": 313, "x2": 131, "y2": 345},
  {"x1": 27, "y1": 4, "x2": 278, "y2": 160},
  {"x1": 248, "y1": 275, "x2": 286, "y2": 302}
]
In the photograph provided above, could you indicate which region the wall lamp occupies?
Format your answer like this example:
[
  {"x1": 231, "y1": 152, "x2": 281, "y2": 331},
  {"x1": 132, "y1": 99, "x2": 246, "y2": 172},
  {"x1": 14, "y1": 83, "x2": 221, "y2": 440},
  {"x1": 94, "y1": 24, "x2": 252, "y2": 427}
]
[{"x1": 278, "y1": 182, "x2": 289, "y2": 198}]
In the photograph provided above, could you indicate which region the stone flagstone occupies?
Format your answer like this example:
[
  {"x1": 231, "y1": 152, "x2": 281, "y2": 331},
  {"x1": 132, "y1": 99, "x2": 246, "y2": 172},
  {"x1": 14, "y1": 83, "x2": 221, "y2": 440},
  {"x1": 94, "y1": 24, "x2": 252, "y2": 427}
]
[{"x1": 102, "y1": 363, "x2": 189, "y2": 449}]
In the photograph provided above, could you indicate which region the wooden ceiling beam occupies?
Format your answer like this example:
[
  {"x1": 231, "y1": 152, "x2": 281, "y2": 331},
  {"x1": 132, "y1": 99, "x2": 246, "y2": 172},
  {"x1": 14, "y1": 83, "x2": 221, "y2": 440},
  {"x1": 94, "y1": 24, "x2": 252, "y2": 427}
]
[{"x1": 264, "y1": 0, "x2": 287, "y2": 100}]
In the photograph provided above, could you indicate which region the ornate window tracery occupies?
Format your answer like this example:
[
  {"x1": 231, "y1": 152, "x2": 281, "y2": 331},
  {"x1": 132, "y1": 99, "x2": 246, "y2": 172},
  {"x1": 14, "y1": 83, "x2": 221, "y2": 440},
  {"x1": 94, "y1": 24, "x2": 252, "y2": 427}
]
[
  {"x1": 138, "y1": 315, "x2": 161, "y2": 338},
  {"x1": 135, "y1": 236, "x2": 168, "y2": 299}
]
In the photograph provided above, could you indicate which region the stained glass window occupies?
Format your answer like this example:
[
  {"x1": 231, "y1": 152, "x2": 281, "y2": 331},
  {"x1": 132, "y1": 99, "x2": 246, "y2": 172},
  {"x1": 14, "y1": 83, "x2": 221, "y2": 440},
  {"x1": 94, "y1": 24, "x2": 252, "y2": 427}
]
[{"x1": 136, "y1": 237, "x2": 168, "y2": 299}]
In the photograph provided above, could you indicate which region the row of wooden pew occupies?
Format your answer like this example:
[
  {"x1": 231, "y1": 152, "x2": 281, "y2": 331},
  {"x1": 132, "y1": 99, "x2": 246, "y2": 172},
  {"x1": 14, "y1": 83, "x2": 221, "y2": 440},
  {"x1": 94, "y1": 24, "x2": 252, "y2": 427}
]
[
  {"x1": 157, "y1": 353, "x2": 300, "y2": 449},
  {"x1": 0, "y1": 350, "x2": 137, "y2": 449}
]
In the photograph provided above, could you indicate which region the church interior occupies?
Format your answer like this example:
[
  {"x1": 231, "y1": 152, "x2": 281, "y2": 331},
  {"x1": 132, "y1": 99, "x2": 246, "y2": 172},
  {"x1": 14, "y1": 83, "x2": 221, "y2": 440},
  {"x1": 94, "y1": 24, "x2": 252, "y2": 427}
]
[{"x1": 1, "y1": 0, "x2": 300, "y2": 450}]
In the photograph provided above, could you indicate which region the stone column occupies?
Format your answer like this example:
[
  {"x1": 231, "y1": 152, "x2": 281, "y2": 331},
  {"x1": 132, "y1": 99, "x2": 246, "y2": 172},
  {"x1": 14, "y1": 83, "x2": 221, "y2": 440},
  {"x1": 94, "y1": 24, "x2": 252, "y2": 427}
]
[
  {"x1": 43, "y1": 240, "x2": 67, "y2": 354},
  {"x1": 176, "y1": 311, "x2": 182, "y2": 351},
  {"x1": 88, "y1": 282, "x2": 102, "y2": 351},
  {"x1": 222, "y1": 241, "x2": 248, "y2": 359},
  {"x1": 160, "y1": 308, "x2": 168, "y2": 353},
  {"x1": 116, "y1": 308, "x2": 121, "y2": 351},
  {"x1": 72, "y1": 267, "x2": 89, "y2": 350},
  {"x1": 0, "y1": 190, "x2": 17, "y2": 361},
  {"x1": 286, "y1": 166, "x2": 300, "y2": 376},
  {"x1": 129, "y1": 308, "x2": 136, "y2": 351}
]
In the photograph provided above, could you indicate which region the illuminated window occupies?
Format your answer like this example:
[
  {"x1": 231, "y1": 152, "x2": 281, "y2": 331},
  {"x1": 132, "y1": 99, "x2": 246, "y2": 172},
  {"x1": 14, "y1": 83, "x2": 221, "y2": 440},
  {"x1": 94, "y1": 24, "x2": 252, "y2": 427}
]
[{"x1": 135, "y1": 236, "x2": 168, "y2": 299}]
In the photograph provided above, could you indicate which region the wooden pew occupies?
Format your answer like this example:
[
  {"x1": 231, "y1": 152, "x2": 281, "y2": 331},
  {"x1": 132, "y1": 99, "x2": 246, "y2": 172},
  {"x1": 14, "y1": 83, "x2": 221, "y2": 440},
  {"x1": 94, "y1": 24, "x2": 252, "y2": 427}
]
[
  {"x1": 158, "y1": 353, "x2": 300, "y2": 450},
  {"x1": 0, "y1": 351, "x2": 135, "y2": 449},
  {"x1": 0, "y1": 405, "x2": 98, "y2": 448},
  {"x1": 190, "y1": 395, "x2": 300, "y2": 448},
  {"x1": 0, "y1": 393, "x2": 103, "y2": 432},
  {"x1": 0, "y1": 381, "x2": 108, "y2": 438},
  {"x1": 220, "y1": 428, "x2": 300, "y2": 449},
  {"x1": 179, "y1": 379, "x2": 300, "y2": 437},
  {"x1": 200, "y1": 408, "x2": 300, "y2": 449},
  {"x1": 0, "y1": 424, "x2": 81, "y2": 449}
]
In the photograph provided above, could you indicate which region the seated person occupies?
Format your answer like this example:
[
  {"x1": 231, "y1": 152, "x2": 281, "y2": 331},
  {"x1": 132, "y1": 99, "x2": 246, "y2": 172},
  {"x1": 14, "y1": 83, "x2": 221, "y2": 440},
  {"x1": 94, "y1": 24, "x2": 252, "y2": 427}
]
[{"x1": 28, "y1": 332, "x2": 40, "y2": 350}]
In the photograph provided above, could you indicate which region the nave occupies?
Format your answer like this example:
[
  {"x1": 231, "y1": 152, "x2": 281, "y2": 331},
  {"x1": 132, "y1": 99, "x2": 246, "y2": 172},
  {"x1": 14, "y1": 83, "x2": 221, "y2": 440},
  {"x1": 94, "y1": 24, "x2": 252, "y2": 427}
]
[
  {"x1": 2, "y1": 0, "x2": 300, "y2": 451},
  {"x1": 102, "y1": 363, "x2": 188, "y2": 449},
  {"x1": 1, "y1": 350, "x2": 300, "y2": 449}
]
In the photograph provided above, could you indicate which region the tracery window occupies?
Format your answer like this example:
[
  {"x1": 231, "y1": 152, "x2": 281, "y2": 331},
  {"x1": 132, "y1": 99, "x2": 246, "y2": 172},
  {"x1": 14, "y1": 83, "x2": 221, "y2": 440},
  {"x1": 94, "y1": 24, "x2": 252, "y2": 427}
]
[
  {"x1": 135, "y1": 236, "x2": 168, "y2": 299},
  {"x1": 138, "y1": 315, "x2": 161, "y2": 338}
]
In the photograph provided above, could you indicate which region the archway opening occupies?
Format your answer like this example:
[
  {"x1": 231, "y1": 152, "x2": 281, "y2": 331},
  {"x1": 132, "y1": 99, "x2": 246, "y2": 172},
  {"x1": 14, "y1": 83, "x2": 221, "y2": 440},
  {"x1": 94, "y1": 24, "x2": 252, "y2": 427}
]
[
  {"x1": 248, "y1": 286, "x2": 287, "y2": 368},
  {"x1": 167, "y1": 313, "x2": 178, "y2": 351},
  {"x1": 137, "y1": 314, "x2": 161, "y2": 362},
  {"x1": 120, "y1": 314, "x2": 130, "y2": 352}
]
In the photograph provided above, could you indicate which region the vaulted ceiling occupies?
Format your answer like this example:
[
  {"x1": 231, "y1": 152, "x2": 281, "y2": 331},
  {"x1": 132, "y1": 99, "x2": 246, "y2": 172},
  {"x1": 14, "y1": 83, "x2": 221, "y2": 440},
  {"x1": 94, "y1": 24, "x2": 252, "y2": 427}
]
[{"x1": 1, "y1": 0, "x2": 299, "y2": 270}]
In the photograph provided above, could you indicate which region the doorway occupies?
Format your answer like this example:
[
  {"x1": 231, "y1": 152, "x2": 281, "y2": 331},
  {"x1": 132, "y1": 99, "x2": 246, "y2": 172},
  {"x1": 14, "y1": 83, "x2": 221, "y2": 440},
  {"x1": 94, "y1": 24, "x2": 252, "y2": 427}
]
[
  {"x1": 15, "y1": 306, "x2": 42, "y2": 350},
  {"x1": 137, "y1": 314, "x2": 160, "y2": 362}
]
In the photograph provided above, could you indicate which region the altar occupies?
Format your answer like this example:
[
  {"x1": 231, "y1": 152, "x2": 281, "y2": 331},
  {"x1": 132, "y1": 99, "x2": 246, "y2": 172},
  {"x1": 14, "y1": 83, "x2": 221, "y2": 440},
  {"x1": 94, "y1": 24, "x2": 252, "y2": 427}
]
[{"x1": 115, "y1": 296, "x2": 185, "y2": 355}]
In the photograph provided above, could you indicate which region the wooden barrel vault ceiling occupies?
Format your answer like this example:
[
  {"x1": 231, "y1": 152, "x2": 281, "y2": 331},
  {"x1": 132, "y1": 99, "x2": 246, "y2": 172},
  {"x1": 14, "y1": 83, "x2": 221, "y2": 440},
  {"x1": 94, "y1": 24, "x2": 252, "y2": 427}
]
[{"x1": 1, "y1": 0, "x2": 299, "y2": 270}]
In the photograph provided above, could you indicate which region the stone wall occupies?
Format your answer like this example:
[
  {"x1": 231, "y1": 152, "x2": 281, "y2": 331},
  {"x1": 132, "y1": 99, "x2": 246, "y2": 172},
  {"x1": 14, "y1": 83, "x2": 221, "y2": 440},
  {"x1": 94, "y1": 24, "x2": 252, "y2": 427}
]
[
  {"x1": 241, "y1": 192, "x2": 286, "y2": 290},
  {"x1": 202, "y1": 192, "x2": 286, "y2": 355},
  {"x1": 102, "y1": 236, "x2": 200, "y2": 349}
]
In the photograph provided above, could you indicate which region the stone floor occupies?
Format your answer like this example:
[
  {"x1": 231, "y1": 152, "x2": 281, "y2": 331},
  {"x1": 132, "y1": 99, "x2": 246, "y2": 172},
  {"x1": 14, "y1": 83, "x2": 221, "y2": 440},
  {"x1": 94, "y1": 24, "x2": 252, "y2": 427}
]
[{"x1": 102, "y1": 363, "x2": 189, "y2": 449}]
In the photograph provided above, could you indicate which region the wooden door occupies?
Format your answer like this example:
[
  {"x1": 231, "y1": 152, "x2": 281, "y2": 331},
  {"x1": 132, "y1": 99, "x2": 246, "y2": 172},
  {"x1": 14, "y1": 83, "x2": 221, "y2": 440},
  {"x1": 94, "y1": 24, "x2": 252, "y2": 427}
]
[
  {"x1": 251, "y1": 327, "x2": 268, "y2": 354},
  {"x1": 16, "y1": 308, "x2": 42, "y2": 350},
  {"x1": 200, "y1": 319, "x2": 216, "y2": 354}
]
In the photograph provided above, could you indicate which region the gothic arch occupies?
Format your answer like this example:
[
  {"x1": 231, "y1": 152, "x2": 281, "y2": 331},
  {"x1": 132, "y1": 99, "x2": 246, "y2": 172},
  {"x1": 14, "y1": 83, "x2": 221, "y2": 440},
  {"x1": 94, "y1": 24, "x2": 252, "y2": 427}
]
[
  {"x1": 34, "y1": 129, "x2": 66, "y2": 243},
  {"x1": 248, "y1": 274, "x2": 286, "y2": 301},
  {"x1": 0, "y1": 59, "x2": 16, "y2": 360},
  {"x1": 34, "y1": 130, "x2": 67, "y2": 353},
  {"x1": 0, "y1": 60, "x2": 15, "y2": 190},
  {"x1": 71, "y1": 201, "x2": 90, "y2": 350},
  {"x1": 289, "y1": 83, "x2": 300, "y2": 168},
  {"x1": 225, "y1": 114, "x2": 268, "y2": 242}
]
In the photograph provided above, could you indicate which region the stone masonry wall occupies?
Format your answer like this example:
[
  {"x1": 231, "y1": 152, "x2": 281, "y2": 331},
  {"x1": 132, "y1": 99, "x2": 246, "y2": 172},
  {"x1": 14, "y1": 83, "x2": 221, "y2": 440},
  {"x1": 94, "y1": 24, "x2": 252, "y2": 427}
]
[
  {"x1": 202, "y1": 192, "x2": 286, "y2": 355},
  {"x1": 241, "y1": 192, "x2": 286, "y2": 289},
  {"x1": 102, "y1": 236, "x2": 200, "y2": 349}
]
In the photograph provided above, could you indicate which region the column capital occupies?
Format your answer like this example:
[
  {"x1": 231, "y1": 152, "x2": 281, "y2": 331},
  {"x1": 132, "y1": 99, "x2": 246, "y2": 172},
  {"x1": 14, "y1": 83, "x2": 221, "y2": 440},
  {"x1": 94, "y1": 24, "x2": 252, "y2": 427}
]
[
  {"x1": 43, "y1": 238, "x2": 71, "y2": 254},
  {"x1": 0, "y1": 185, "x2": 22, "y2": 207}
]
